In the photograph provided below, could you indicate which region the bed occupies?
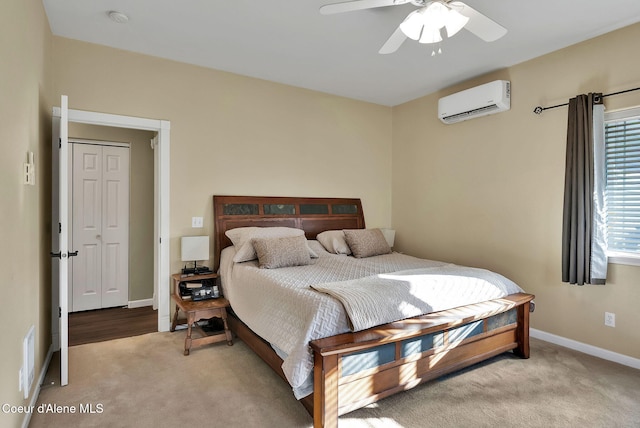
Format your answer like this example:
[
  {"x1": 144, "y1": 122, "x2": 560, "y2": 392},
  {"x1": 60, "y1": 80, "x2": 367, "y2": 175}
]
[{"x1": 213, "y1": 195, "x2": 535, "y2": 428}]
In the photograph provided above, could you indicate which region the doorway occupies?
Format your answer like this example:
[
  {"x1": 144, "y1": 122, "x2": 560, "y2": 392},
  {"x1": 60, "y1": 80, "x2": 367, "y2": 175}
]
[{"x1": 52, "y1": 103, "x2": 171, "y2": 385}]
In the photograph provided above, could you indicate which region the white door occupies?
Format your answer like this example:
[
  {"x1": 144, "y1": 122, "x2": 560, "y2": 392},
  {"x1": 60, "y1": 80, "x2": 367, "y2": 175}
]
[
  {"x1": 71, "y1": 143, "x2": 129, "y2": 312},
  {"x1": 101, "y1": 145, "x2": 130, "y2": 308},
  {"x1": 51, "y1": 95, "x2": 70, "y2": 386}
]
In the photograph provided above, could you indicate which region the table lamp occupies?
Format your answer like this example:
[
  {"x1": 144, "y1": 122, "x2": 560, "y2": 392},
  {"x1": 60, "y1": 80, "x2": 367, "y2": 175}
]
[{"x1": 181, "y1": 236, "x2": 211, "y2": 274}]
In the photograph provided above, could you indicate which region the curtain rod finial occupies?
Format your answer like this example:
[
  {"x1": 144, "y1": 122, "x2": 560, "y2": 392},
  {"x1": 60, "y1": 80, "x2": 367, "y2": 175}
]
[{"x1": 533, "y1": 106, "x2": 543, "y2": 114}]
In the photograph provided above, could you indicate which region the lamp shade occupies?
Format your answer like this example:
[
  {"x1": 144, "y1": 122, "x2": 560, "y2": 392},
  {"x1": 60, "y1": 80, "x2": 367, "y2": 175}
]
[
  {"x1": 422, "y1": 1, "x2": 448, "y2": 29},
  {"x1": 181, "y1": 236, "x2": 209, "y2": 262},
  {"x1": 419, "y1": 27, "x2": 443, "y2": 44},
  {"x1": 399, "y1": 8, "x2": 427, "y2": 40},
  {"x1": 380, "y1": 229, "x2": 396, "y2": 248}
]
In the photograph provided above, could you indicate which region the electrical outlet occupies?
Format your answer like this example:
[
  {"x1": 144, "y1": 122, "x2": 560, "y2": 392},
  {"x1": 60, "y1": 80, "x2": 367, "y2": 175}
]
[
  {"x1": 191, "y1": 217, "x2": 203, "y2": 228},
  {"x1": 604, "y1": 312, "x2": 616, "y2": 327}
]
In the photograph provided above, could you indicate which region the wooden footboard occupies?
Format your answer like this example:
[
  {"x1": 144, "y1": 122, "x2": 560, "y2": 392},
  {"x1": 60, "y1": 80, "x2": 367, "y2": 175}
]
[
  {"x1": 227, "y1": 293, "x2": 534, "y2": 428},
  {"x1": 309, "y1": 293, "x2": 534, "y2": 428}
]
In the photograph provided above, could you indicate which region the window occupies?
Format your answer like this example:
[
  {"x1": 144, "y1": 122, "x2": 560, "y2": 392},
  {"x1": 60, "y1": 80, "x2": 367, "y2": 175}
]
[{"x1": 604, "y1": 107, "x2": 640, "y2": 264}]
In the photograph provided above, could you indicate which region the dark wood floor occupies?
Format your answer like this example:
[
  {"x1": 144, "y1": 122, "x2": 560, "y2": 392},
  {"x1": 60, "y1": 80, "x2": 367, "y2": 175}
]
[{"x1": 68, "y1": 306, "x2": 158, "y2": 346}]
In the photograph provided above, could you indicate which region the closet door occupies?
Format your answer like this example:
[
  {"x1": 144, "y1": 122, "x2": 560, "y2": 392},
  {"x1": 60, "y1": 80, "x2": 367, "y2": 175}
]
[
  {"x1": 72, "y1": 144, "x2": 103, "y2": 311},
  {"x1": 71, "y1": 143, "x2": 129, "y2": 311},
  {"x1": 101, "y1": 145, "x2": 129, "y2": 308}
]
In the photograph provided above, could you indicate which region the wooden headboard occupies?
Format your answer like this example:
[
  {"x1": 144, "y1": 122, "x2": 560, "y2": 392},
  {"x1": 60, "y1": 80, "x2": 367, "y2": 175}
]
[{"x1": 213, "y1": 195, "x2": 365, "y2": 269}]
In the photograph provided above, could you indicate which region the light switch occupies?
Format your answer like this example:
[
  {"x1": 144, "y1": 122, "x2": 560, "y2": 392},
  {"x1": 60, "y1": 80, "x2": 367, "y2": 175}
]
[
  {"x1": 192, "y1": 217, "x2": 203, "y2": 228},
  {"x1": 24, "y1": 152, "x2": 35, "y2": 185}
]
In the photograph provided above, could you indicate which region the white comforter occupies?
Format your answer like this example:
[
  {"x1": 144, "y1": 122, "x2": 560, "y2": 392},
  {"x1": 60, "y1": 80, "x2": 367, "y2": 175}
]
[{"x1": 219, "y1": 241, "x2": 522, "y2": 399}]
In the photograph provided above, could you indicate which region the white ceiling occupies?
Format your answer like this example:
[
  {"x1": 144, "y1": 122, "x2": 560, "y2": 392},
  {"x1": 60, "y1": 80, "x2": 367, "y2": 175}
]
[{"x1": 42, "y1": 0, "x2": 640, "y2": 106}]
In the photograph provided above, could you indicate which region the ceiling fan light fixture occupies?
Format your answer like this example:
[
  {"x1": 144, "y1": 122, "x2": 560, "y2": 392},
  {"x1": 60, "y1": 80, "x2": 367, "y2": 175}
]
[
  {"x1": 419, "y1": 27, "x2": 442, "y2": 44},
  {"x1": 423, "y1": 1, "x2": 448, "y2": 29},
  {"x1": 399, "y1": 9, "x2": 426, "y2": 40},
  {"x1": 400, "y1": 1, "x2": 469, "y2": 44}
]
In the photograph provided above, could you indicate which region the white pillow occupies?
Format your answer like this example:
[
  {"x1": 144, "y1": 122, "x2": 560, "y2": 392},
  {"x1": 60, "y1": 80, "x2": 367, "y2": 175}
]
[
  {"x1": 316, "y1": 230, "x2": 352, "y2": 255},
  {"x1": 225, "y1": 227, "x2": 317, "y2": 263}
]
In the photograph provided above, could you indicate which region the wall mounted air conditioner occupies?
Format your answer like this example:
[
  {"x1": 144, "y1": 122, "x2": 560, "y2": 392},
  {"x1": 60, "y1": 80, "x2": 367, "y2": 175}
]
[{"x1": 438, "y1": 80, "x2": 510, "y2": 124}]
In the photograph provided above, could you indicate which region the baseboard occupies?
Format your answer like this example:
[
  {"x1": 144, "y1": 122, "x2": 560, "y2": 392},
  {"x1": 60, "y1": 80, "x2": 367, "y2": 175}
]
[
  {"x1": 128, "y1": 298, "x2": 154, "y2": 308},
  {"x1": 530, "y1": 328, "x2": 640, "y2": 370},
  {"x1": 21, "y1": 343, "x2": 54, "y2": 428}
]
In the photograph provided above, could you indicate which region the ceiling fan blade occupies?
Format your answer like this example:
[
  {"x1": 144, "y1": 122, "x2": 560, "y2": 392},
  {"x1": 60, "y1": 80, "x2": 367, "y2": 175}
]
[
  {"x1": 378, "y1": 26, "x2": 407, "y2": 54},
  {"x1": 320, "y1": 0, "x2": 411, "y2": 15},
  {"x1": 450, "y1": 1, "x2": 507, "y2": 42}
]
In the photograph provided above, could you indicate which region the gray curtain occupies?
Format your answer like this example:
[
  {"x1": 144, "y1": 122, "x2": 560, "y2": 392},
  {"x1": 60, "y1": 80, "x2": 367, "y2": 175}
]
[{"x1": 562, "y1": 93, "x2": 605, "y2": 285}]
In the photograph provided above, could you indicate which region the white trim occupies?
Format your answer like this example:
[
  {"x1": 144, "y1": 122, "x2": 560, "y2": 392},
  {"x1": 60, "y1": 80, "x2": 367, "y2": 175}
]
[
  {"x1": 128, "y1": 298, "x2": 154, "y2": 308},
  {"x1": 607, "y1": 252, "x2": 640, "y2": 267},
  {"x1": 157, "y1": 120, "x2": 171, "y2": 332},
  {"x1": 52, "y1": 106, "x2": 171, "y2": 337},
  {"x1": 21, "y1": 344, "x2": 54, "y2": 428},
  {"x1": 531, "y1": 328, "x2": 640, "y2": 370},
  {"x1": 151, "y1": 135, "x2": 159, "y2": 311},
  {"x1": 53, "y1": 107, "x2": 162, "y2": 131},
  {"x1": 604, "y1": 105, "x2": 640, "y2": 121}
]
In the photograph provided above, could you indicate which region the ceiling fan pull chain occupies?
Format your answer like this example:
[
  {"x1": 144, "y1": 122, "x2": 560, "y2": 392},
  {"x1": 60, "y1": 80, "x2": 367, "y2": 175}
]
[{"x1": 431, "y1": 43, "x2": 443, "y2": 56}]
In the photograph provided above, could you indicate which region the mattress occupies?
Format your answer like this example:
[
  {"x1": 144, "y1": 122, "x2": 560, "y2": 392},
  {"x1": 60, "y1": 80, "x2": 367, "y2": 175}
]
[{"x1": 219, "y1": 241, "x2": 523, "y2": 398}]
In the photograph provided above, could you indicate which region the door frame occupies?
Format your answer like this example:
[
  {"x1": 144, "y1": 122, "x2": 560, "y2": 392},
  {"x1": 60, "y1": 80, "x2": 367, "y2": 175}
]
[{"x1": 52, "y1": 107, "x2": 171, "y2": 356}]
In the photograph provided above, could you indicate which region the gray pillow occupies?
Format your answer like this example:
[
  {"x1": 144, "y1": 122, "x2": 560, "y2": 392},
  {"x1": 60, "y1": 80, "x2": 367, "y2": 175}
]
[
  {"x1": 252, "y1": 235, "x2": 312, "y2": 269},
  {"x1": 343, "y1": 228, "x2": 392, "y2": 258}
]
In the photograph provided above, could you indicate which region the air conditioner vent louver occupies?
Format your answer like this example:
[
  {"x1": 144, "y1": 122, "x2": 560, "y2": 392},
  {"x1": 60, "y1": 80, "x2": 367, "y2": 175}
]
[
  {"x1": 441, "y1": 104, "x2": 500, "y2": 124},
  {"x1": 438, "y1": 80, "x2": 510, "y2": 124}
]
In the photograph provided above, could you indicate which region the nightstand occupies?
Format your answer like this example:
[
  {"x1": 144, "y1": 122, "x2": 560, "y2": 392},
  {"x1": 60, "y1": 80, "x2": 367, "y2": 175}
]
[{"x1": 170, "y1": 273, "x2": 233, "y2": 355}]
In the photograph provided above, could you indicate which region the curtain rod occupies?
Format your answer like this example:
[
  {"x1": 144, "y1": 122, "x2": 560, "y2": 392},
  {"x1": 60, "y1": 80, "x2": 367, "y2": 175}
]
[{"x1": 533, "y1": 86, "x2": 640, "y2": 114}]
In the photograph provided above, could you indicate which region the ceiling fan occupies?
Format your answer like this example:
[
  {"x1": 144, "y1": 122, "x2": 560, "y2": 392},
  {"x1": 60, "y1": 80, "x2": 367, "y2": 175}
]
[{"x1": 320, "y1": 0, "x2": 507, "y2": 54}]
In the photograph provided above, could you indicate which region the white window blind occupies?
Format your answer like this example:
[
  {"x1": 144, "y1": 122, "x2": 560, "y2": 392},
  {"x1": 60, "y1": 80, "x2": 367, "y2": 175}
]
[{"x1": 605, "y1": 113, "x2": 640, "y2": 255}]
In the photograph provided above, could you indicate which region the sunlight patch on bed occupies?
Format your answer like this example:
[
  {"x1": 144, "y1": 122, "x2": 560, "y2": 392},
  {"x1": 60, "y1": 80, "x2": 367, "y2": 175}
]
[{"x1": 379, "y1": 272, "x2": 506, "y2": 318}]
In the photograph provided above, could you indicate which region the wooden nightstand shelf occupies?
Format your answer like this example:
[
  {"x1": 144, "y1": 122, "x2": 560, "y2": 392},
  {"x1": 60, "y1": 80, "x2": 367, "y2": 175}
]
[{"x1": 170, "y1": 273, "x2": 233, "y2": 355}]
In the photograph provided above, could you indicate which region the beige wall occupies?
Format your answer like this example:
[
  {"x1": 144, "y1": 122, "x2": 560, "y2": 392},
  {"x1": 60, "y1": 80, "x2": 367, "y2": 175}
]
[
  {"x1": 52, "y1": 36, "x2": 393, "y2": 294},
  {"x1": 68, "y1": 124, "x2": 155, "y2": 303},
  {"x1": 392, "y1": 23, "x2": 640, "y2": 359},
  {"x1": 0, "y1": 0, "x2": 52, "y2": 427}
]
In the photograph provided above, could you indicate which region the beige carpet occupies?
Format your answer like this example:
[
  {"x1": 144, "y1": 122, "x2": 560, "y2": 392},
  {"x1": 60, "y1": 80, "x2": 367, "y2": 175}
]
[{"x1": 30, "y1": 333, "x2": 640, "y2": 428}]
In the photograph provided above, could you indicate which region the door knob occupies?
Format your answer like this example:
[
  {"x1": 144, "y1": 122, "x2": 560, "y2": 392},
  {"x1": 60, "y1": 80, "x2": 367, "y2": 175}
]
[{"x1": 96, "y1": 234, "x2": 102, "y2": 240}]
